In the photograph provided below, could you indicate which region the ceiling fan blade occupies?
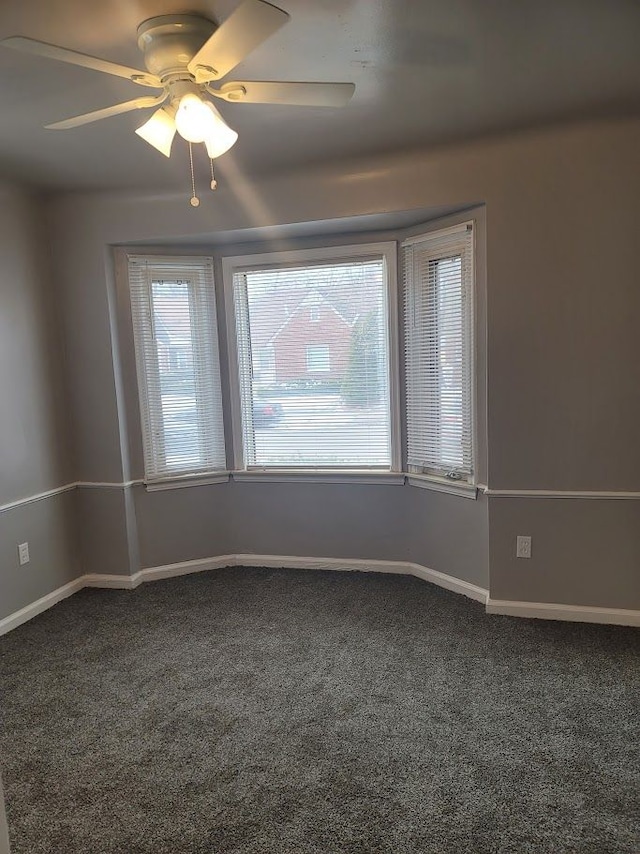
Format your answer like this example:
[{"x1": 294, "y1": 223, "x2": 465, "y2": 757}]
[
  {"x1": 188, "y1": 0, "x2": 289, "y2": 83},
  {"x1": 1, "y1": 36, "x2": 162, "y2": 88},
  {"x1": 214, "y1": 81, "x2": 356, "y2": 107},
  {"x1": 46, "y1": 94, "x2": 167, "y2": 130}
]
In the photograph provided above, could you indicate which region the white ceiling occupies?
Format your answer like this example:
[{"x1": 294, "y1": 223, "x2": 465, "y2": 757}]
[{"x1": 1, "y1": 0, "x2": 639, "y2": 192}]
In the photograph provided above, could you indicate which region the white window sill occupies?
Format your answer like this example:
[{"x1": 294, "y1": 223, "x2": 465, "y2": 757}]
[
  {"x1": 141, "y1": 470, "x2": 479, "y2": 498},
  {"x1": 406, "y1": 474, "x2": 478, "y2": 499},
  {"x1": 232, "y1": 470, "x2": 406, "y2": 485},
  {"x1": 144, "y1": 472, "x2": 230, "y2": 492}
]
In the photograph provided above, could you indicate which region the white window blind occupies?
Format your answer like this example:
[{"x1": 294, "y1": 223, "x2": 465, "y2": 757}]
[
  {"x1": 403, "y1": 223, "x2": 474, "y2": 481},
  {"x1": 231, "y1": 255, "x2": 392, "y2": 469},
  {"x1": 128, "y1": 256, "x2": 226, "y2": 481}
]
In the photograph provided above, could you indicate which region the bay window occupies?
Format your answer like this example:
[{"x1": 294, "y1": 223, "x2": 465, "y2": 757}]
[{"x1": 224, "y1": 244, "x2": 399, "y2": 471}]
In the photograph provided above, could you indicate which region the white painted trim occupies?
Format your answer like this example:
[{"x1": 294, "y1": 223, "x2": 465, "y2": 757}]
[
  {"x1": 409, "y1": 562, "x2": 488, "y2": 604},
  {"x1": 82, "y1": 573, "x2": 141, "y2": 590},
  {"x1": 385, "y1": 242, "x2": 403, "y2": 474},
  {"x1": 145, "y1": 473, "x2": 230, "y2": 491},
  {"x1": 484, "y1": 488, "x2": 640, "y2": 499},
  {"x1": 222, "y1": 241, "x2": 401, "y2": 472},
  {"x1": 138, "y1": 555, "x2": 235, "y2": 582},
  {"x1": 402, "y1": 221, "x2": 472, "y2": 247},
  {"x1": 0, "y1": 482, "x2": 76, "y2": 514},
  {"x1": 222, "y1": 257, "x2": 247, "y2": 472},
  {"x1": 240, "y1": 556, "x2": 488, "y2": 605},
  {"x1": 132, "y1": 554, "x2": 489, "y2": 604},
  {"x1": 486, "y1": 599, "x2": 640, "y2": 627},
  {"x1": 406, "y1": 474, "x2": 478, "y2": 499},
  {"x1": 0, "y1": 481, "x2": 143, "y2": 514},
  {"x1": 6, "y1": 556, "x2": 640, "y2": 636},
  {"x1": 4, "y1": 480, "x2": 638, "y2": 513},
  {"x1": 0, "y1": 555, "x2": 487, "y2": 636},
  {"x1": 134, "y1": 554, "x2": 489, "y2": 604},
  {"x1": 76, "y1": 480, "x2": 142, "y2": 489},
  {"x1": 0, "y1": 576, "x2": 85, "y2": 636},
  {"x1": 232, "y1": 471, "x2": 405, "y2": 485},
  {"x1": 221, "y1": 242, "x2": 397, "y2": 275}
]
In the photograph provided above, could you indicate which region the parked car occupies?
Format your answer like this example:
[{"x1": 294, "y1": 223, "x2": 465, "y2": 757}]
[{"x1": 253, "y1": 400, "x2": 284, "y2": 428}]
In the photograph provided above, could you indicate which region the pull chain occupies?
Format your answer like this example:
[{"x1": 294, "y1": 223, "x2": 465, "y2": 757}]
[
  {"x1": 189, "y1": 142, "x2": 199, "y2": 207},
  {"x1": 210, "y1": 158, "x2": 218, "y2": 191}
]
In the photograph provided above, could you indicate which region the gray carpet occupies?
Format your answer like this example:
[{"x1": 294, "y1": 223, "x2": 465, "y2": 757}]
[{"x1": 0, "y1": 567, "x2": 638, "y2": 854}]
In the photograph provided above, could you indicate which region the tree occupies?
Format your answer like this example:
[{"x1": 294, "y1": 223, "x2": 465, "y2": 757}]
[{"x1": 341, "y1": 310, "x2": 383, "y2": 406}]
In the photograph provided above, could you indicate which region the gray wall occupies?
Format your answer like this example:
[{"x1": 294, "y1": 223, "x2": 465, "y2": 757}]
[
  {"x1": 45, "y1": 117, "x2": 640, "y2": 610},
  {"x1": 0, "y1": 184, "x2": 80, "y2": 620},
  {"x1": 133, "y1": 482, "x2": 489, "y2": 589},
  {"x1": 489, "y1": 497, "x2": 640, "y2": 608}
]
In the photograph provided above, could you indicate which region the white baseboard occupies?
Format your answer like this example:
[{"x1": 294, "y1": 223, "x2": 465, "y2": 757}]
[
  {"x1": 0, "y1": 576, "x2": 86, "y2": 636},
  {"x1": 486, "y1": 598, "x2": 640, "y2": 627},
  {"x1": 82, "y1": 573, "x2": 141, "y2": 590},
  {"x1": 249, "y1": 555, "x2": 489, "y2": 604},
  {"x1": 137, "y1": 555, "x2": 236, "y2": 584},
  {"x1": 408, "y1": 562, "x2": 488, "y2": 604},
  {"x1": 0, "y1": 555, "x2": 488, "y2": 636},
  {"x1": 5, "y1": 557, "x2": 638, "y2": 637}
]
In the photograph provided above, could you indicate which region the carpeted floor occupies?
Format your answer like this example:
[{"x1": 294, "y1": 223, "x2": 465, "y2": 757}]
[{"x1": 0, "y1": 567, "x2": 638, "y2": 854}]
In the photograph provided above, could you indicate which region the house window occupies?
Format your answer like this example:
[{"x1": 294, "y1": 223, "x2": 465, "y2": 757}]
[
  {"x1": 225, "y1": 243, "x2": 398, "y2": 470},
  {"x1": 306, "y1": 344, "x2": 330, "y2": 372},
  {"x1": 403, "y1": 223, "x2": 475, "y2": 482},
  {"x1": 128, "y1": 256, "x2": 226, "y2": 481}
]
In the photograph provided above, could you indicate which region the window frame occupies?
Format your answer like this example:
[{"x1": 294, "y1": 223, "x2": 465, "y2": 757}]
[
  {"x1": 222, "y1": 242, "x2": 402, "y2": 475},
  {"x1": 127, "y1": 254, "x2": 228, "y2": 485},
  {"x1": 402, "y1": 221, "x2": 477, "y2": 493}
]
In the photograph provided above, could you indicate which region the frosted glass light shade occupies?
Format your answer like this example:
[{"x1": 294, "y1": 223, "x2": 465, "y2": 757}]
[
  {"x1": 204, "y1": 120, "x2": 238, "y2": 158},
  {"x1": 175, "y1": 94, "x2": 238, "y2": 158},
  {"x1": 135, "y1": 106, "x2": 177, "y2": 157},
  {"x1": 175, "y1": 93, "x2": 213, "y2": 143}
]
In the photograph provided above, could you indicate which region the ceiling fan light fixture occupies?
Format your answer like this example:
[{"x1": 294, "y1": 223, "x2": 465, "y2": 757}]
[
  {"x1": 135, "y1": 105, "x2": 177, "y2": 157},
  {"x1": 175, "y1": 93, "x2": 238, "y2": 157},
  {"x1": 203, "y1": 106, "x2": 238, "y2": 159},
  {"x1": 175, "y1": 92, "x2": 215, "y2": 143},
  {"x1": 1, "y1": 2, "x2": 355, "y2": 205}
]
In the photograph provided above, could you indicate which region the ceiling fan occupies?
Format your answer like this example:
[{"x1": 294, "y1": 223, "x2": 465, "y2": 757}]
[{"x1": 1, "y1": 0, "x2": 355, "y2": 199}]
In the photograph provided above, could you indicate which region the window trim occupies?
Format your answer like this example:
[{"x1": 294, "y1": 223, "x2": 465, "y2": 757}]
[
  {"x1": 119, "y1": 208, "x2": 484, "y2": 497},
  {"x1": 232, "y1": 470, "x2": 405, "y2": 485},
  {"x1": 127, "y1": 254, "x2": 227, "y2": 484},
  {"x1": 222, "y1": 242, "x2": 401, "y2": 473},
  {"x1": 406, "y1": 473, "x2": 478, "y2": 499},
  {"x1": 402, "y1": 221, "x2": 476, "y2": 485}
]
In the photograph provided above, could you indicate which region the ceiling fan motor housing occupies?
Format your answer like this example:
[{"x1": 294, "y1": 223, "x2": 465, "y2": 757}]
[{"x1": 137, "y1": 15, "x2": 216, "y2": 80}]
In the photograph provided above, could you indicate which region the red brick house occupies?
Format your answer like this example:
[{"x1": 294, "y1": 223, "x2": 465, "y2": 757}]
[{"x1": 250, "y1": 289, "x2": 353, "y2": 386}]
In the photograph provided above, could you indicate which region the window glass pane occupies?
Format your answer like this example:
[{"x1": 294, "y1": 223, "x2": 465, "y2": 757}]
[
  {"x1": 306, "y1": 344, "x2": 330, "y2": 372},
  {"x1": 129, "y1": 256, "x2": 226, "y2": 481},
  {"x1": 151, "y1": 279, "x2": 201, "y2": 471},
  {"x1": 235, "y1": 259, "x2": 391, "y2": 468},
  {"x1": 434, "y1": 256, "x2": 463, "y2": 467},
  {"x1": 404, "y1": 225, "x2": 474, "y2": 480}
]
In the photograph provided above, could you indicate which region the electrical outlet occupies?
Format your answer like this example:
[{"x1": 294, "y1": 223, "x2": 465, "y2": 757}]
[
  {"x1": 18, "y1": 542, "x2": 30, "y2": 566},
  {"x1": 516, "y1": 535, "x2": 532, "y2": 559}
]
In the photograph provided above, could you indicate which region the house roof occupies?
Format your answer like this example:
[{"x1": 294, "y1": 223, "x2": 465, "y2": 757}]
[{"x1": 248, "y1": 284, "x2": 379, "y2": 347}]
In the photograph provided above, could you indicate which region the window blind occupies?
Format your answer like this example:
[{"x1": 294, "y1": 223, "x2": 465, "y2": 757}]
[
  {"x1": 128, "y1": 256, "x2": 226, "y2": 481},
  {"x1": 403, "y1": 224, "x2": 474, "y2": 480},
  {"x1": 231, "y1": 257, "x2": 392, "y2": 469}
]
